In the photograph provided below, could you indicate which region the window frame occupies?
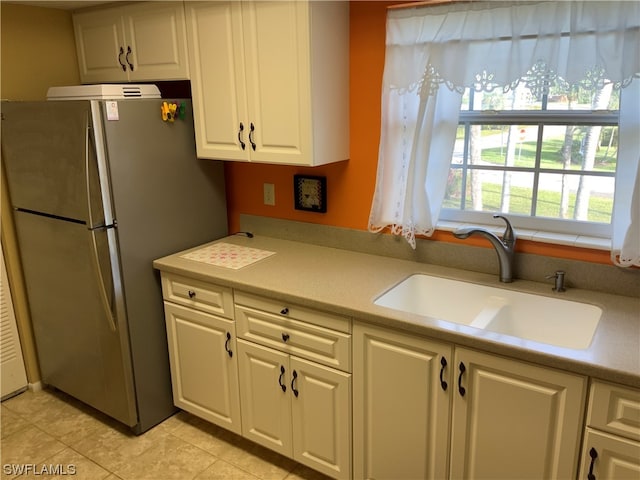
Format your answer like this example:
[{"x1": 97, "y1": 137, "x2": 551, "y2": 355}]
[{"x1": 439, "y1": 95, "x2": 620, "y2": 239}]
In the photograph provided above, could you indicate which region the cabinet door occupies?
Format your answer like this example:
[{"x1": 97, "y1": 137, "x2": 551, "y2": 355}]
[
  {"x1": 185, "y1": 1, "x2": 249, "y2": 161},
  {"x1": 124, "y1": 2, "x2": 190, "y2": 81},
  {"x1": 242, "y1": 1, "x2": 312, "y2": 164},
  {"x1": 579, "y1": 429, "x2": 640, "y2": 479},
  {"x1": 73, "y1": 7, "x2": 128, "y2": 84},
  {"x1": 450, "y1": 348, "x2": 586, "y2": 480},
  {"x1": 353, "y1": 323, "x2": 452, "y2": 480},
  {"x1": 164, "y1": 303, "x2": 241, "y2": 434},
  {"x1": 238, "y1": 339, "x2": 292, "y2": 456},
  {"x1": 290, "y1": 356, "x2": 351, "y2": 480}
]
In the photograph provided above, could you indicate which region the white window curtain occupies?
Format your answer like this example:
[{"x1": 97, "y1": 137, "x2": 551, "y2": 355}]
[{"x1": 368, "y1": 0, "x2": 640, "y2": 266}]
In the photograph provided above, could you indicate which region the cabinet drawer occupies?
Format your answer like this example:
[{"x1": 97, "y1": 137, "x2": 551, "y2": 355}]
[
  {"x1": 235, "y1": 294, "x2": 351, "y2": 372},
  {"x1": 161, "y1": 273, "x2": 234, "y2": 319},
  {"x1": 588, "y1": 381, "x2": 640, "y2": 441},
  {"x1": 234, "y1": 292, "x2": 350, "y2": 333}
]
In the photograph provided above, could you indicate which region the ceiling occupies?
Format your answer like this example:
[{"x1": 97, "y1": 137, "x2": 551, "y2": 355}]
[{"x1": 2, "y1": 1, "x2": 110, "y2": 10}]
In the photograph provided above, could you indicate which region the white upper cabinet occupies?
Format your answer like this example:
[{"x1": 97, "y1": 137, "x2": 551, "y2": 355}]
[
  {"x1": 185, "y1": 1, "x2": 349, "y2": 166},
  {"x1": 73, "y1": 2, "x2": 190, "y2": 84}
]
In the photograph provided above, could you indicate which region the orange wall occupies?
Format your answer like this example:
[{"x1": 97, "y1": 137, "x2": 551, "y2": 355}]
[{"x1": 224, "y1": 1, "x2": 612, "y2": 265}]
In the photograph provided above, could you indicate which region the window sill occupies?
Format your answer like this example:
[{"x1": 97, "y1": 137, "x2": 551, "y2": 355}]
[{"x1": 436, "y1": 221, "x2": 611, "y2": 251}]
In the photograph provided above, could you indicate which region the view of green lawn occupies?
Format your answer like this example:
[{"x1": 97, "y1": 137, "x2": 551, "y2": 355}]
[
  {"x1": 446, "y1": 129, "x2": 617, "y2": 222},
  {"x1": 455, "y1": 183, "x2": 613, "y2": 222},
  {"x1": 481, "y1": 136, "x2": 617, "y2": 172}
]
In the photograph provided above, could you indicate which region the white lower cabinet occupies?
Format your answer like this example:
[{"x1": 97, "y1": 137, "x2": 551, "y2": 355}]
[
  {"x1": 238, "y1": 339, "x2": 351, "y2": 478},
  {"x1": 160, "y1": 272, "x2": 620, "y2": 480},
  {"x1": 450, "y1": 347, "x2": 586, "y2": 479},
  {"x1": 163, "y1": 302, "x2": 242, "y2": 435},
  {"x1": 354, "y1": 322, "x2": 587, "y2": 480},
  {"x1": 237, "y1": 340, "x2": 292, "y2": 454},
  {"x1": 236, "y1": 293, "x2": 352, "y2": 480},
  {"x1": 161, "y1": 274, "x2": 241, "y2": 433},
  {"x1": 354, "y1": 322, "x2": 452, "y2": 480},
  {"x1": 579, "y1": 381, "x2": 640, "y2": 480},
  {"x1": 161, "y1": 276, "x2": 351, "y2": 478}
]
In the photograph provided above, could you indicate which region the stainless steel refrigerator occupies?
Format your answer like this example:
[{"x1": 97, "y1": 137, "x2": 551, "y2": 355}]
[{"x1": 1, "y1": 87, "x2": 227, "y2": 433}]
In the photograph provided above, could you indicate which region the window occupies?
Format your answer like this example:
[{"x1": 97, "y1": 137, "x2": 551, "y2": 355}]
[
  {"x1": 442, "y1": 84, "x2": 619, "y2": 238},
  {"x1": 369, "y1": 1, "x2": 640, "y2": 266}
]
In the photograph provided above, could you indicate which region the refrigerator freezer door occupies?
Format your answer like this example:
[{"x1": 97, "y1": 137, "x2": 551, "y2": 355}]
[
  {"x1": 2, "y1": 101, "x2": 105, "y2": 227},
  {"x1": 13, "y1": 211, "x2": 137, "y2": 426}
]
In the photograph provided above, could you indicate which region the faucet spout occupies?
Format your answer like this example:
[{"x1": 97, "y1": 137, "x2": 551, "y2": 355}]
[{"x1": 453, "y1": 214, "x2": 516, "y2": 283}]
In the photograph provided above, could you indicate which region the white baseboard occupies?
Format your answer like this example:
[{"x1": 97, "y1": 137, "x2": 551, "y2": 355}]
[{"x1": 28, "y1": 381, "x2": 43, "y2": 392}]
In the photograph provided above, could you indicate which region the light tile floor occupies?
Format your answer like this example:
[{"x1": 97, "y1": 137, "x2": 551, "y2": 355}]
[{"x1": 1, "y1": 388, "x2": 331, "y2": 480}]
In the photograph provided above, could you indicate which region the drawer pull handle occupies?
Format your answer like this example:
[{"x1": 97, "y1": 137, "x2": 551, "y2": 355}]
[
  {"x1": 282, "y1": 333, "x2": 290, "y2": 342},
  {"x1": 587, "y1": 447, "x2": 598, "y2": 480},
  {"x1": 188, "y1": 290, "x2": 196, "y2": 299},
  {"x1": 280, "y1": 308, "x2": 289, "y2": 315},
  {"x1": 291, "y1": 370, "x2": 299, "y2": 397},
  {"x1": 278, "y1": 366, "x2": 286, "y2": 392},
  {"x1": 440, "y1": 356, "x2": 448, "y2": 391},
  {"x1": 458, "y1": 362, "x2": 466, "y2": 397},
  {"x1": 224, "y1": 332, "x2": 233, "y2": 358}
]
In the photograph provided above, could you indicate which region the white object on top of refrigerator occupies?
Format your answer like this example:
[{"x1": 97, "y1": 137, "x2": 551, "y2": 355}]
[
  {"x1": 1, "y1": 85, "x2": 227, "y2": 433},
  {"x1": 47, "y1": 83, "x2": 161, "y2": 100}
]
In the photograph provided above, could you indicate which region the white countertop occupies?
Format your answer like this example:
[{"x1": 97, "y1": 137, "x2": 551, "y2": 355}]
[{"x1": 154, "y1": 235, "x2": 640, "y2": 389}]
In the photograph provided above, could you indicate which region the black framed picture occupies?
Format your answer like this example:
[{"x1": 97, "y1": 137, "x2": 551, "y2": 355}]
[{"x1": 294, "y1": 175, "x2": 327, "y2": 213}]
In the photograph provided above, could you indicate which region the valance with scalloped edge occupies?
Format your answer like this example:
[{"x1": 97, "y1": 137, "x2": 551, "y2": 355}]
[{"x1": 384, "y1": 1, "x2": 640, "y2": 99}]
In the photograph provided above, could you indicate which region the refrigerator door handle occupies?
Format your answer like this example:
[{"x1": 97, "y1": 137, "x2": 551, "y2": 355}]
[
  {"x1": 85, "y1": 119, "x2": 117, "y2": 332},
  {"x1": 89, "y1": 227, "x2": 117, "y2": 332},
  {"x1": 85, "y1": 118, "x2": 100, "y2": 228}
]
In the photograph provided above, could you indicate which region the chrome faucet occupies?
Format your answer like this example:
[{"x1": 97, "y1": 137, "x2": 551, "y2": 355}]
[{"x1": 453, "y1": 214, "x2": 516, "y2": 283}]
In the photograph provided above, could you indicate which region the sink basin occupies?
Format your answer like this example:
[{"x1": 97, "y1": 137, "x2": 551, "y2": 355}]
[{"x1": 374, "y1": 274, "x2": 602, "y2": 349}]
